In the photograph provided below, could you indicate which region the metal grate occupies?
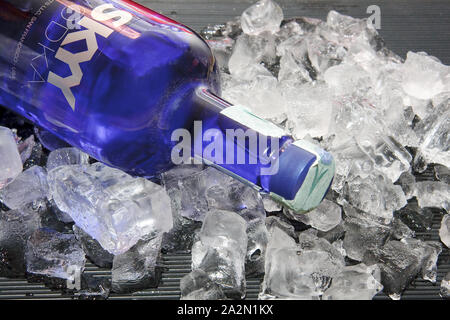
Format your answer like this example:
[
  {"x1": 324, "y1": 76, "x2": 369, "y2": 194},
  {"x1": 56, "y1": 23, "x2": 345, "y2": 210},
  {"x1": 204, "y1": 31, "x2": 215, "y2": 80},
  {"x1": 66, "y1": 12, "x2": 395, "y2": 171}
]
[{"x1": 0, "y1": 209, "x2": 448, "y2": 300}]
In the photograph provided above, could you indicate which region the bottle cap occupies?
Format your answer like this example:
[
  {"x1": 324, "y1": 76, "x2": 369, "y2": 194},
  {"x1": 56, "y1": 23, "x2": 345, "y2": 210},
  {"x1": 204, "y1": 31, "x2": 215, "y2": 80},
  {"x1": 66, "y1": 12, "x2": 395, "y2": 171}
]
[
  {"x1": 218, "y1": 104, "x2": 335, "y2": 213},
  {"x1": 268, "y1": 139, "x2": 335, "y2": 213}
]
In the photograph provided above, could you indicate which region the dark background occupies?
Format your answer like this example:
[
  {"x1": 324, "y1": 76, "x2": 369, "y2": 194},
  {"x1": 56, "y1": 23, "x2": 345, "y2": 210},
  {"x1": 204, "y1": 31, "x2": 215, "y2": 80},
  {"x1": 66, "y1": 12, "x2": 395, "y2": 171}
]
[{"x1": 137, "y1": 0, "x2": 450, "y2": 65}]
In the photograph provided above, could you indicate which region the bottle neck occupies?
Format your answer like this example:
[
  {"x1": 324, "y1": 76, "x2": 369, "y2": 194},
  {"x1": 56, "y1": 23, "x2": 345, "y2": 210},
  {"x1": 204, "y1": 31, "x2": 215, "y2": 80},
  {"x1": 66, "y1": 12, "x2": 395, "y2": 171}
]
[
  {"x1": 188, "y1": 88, "x2": 293, "y2": 194},
  {"x1": 181, "y1": 88, "x2": 335, "y2": 214}
]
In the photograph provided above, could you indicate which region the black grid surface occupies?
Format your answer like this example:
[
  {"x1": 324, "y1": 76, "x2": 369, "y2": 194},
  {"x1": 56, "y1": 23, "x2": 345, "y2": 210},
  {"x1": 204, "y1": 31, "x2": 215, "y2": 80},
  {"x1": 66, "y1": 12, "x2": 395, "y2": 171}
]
[{"x1": 0, "y1": 210, "x2": 448, "y2": 300}]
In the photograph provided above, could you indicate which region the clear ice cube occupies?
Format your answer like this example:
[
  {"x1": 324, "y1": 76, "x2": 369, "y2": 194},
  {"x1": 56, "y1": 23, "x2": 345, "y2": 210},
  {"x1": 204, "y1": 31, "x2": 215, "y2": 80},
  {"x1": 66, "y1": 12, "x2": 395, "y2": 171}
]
[
  {"x1": 260, "y1": 227, "x2": 344, "y2": 299},
  {"x1": 395, "y1": 171, "x2": 416, "y2": 200},
  {"x1": 439, "y1": 214, "x2": 450, "y2": 248},
  {"x1": 265, "y1": 215, "x2": 298, "y2": 240},
  {"x1": 26, "y1": 228, "x2": 86, "y2": 282},
  {"x1": 111, "y1": 233, "x2": 163, "y2": 293},
  {"x1": 162, "y1": 165, "x2": 264, "y2": 223},
  {"x1": 0, "y1": 208, "x2": 41, "y2": 277},
  {"x1": 401, "y1": 52, "x2": 450, "y2": 101},
  {"x1": 342, "y1": 173, "x2": 407, "y2": 224},
  {"x1": 322, "y1": 264, "x2": 383, "y2": 300},
  {"x1": 296, "y1": 199, "x2": 342, "y2": 232},
  {"x1": 363, "y1": 240, "x2": 426, "y2": 299},
  {"x1": 401, "y1": 238, "x2": 442, "y2": 283},
  {"x1": 414, "y1": 98, "x2": 450, "y2": 168},
  {"x1": 0, "y1": 166, "x2": 49, "y2": 210},
  {"x1": 191, "y1": 209, "x2": 248, "y2": 298},
  {"x1": 241, "y1": 0, "x2": 283, "y2": 36},
  {"x1": 413, "y1": 181, "x2": 449, "y2": 211},
  {"x1": 245, "y1": 218, "x2": 269, "y2": 276},
  {"x1": 49, "y1": 163, "x2": 173, "y2": 255},
  {"x1": 342, "y1": 205, "x2": 391, "y2": 261},
  {"x1": 46, "y1": 147, "x2": 90, "y2": 171},
  {"x1": 180, "y1": 269, "x2": 226, "y2": 300},
  {"x1": 17, "y1": 135, "x2": 35, "y2": 164},
  {"x1": 440, "y1": 272, "x2": 450, "y2": 299},
  {"x1": 73, "y1": 225, "x2": 114, "y2": 269},
  {"x1": 0, "y1": 126, "x2": 23, "y2": 187}
]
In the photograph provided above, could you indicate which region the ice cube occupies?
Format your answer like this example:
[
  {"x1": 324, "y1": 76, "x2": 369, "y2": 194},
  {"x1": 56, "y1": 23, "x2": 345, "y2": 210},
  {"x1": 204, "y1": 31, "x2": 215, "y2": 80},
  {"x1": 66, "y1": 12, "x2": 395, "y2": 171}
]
[
  {"x1": 206, "y1": 37, "x2": 235, "y2": 72},
  {"x1": 49, "y1": 163, "x2": 173, "y2": 255},
  {"x1": 284, "y1": 82, "x2": 334, "y2": 139},
  {"x1": 227, "y1": 35, "x2": 274, "y2": 80},
  {"x1": 26, "y1": 228, "x2": 86, "y2": 282},
  {"x1": 161, "y1": 165, "x2": 206, "y2": 252},
  {"x1": 260, "y1": 227, "x2": 344, "y2": 299},
  {"x1": 297, "y1": 231, "x2": 346, "y2": 278},
  {"x1": 401, "y1": 238, "x2": 442, "y2": 283},
  {"x1": 414, "y1": 98, "x2": 450, "y2": 168},
  {"x1": 17, "y1": 135, "x2": 36, "y2": 164},
  {"x1": 162, "y1": 214, "x2": 202, "y2": 253},
  {"x1": 395, "y1": 200, "x2": 434, "y2": 232},
  {"x1": 111, "y1": 233, "x2": 163, "y2": 293},
  {"x1": 46, "y1": 147, "x2": 90, "y2": 171},
  {"x1": 0, "y1": 166, "x2": 49, "y2": 210},
  {"x1": 395, "y1": 171, "x2": 416, "y2": 200},
  {"x1": 162, "y1": 165, "x2": 264, "y2": 223},
  {"x1": 180, "y1": 269, "x2": 226, "y2": 300},
  {"x1": 326, "y1": 139, "x2": 372, "y2": 194},
  {"x1": 440, "y1": 214, "x2": 450, "y2": 248},
  {"x1": 245, "y1": 218, "x2": 269, "y2": 276},
  {"x1": 296, "y1": 199, "x2": 342, "y2": 232},
  {"x1": 331, "y1": 239, "x2": 347, "y2": 257},
  {"x1": 222, "y1": 74, "x2": 286, "y2": 122},
  {"x1": 342, "y1": 205, "x2": 391, "y2": 261},
  {"x1": 191, "y1": 209, "x2": 247, "y2": 299},
  {"x1": 401, "y1": 52, "x2": 449, "y2": 101},
  {"x1": 354, "y1": 127, "x2": 412, "y2": 183},
  {"x1": 73, "y1": 225, "x2": 114, "y2": 269},
  {"x1": 440, "y1": 272, "x2": 450, "y2": 299},
  {"x1": 241, "y1": 0, "x2": 283, "y2": 36},
  {"x1": 48, "y1": 198, "x2": 73, "y2": 224},
  {"x1": 363, "y1": 240, "x2": 426, "y2": 300},
  {"x1": 324, "y1": 63, "x2": 371, "y2": 96},
  {"x1": 342, "y1": 173, "x2": 407, "y2": 224},
  {"x1": 265, "y1": 215, "x2": 298, "y2": 240},
  {"x1": 76, "y1": 274, "x2": 111, "y2": 300},
  {"x1": 0, "y1": 126, "x2": 23, "y2": 187},
  {"x1": 326, "y1": 11, "x2": 378, "y2": 46},
  {"x1": 305, "y1": 33, "x2": 347, "y2": 75},
  {"x1": 278, "y1": 51, "x2": 312, "y2": 85},
  {"x1": 262, "y1": 194, "x2": 282, "y2": 212},
  {"x1": 23, "y1": 199, "x2": 72, "y2": 233},
  {"x1": 260, "y1": 246, "x2": 322, "y2": 299},
  {"x1": 391, "y1": 217, "x2": 415, "y2": 241},
  {"x1": 434, "y1": 164, "x2": 450, "y2": 184},
  {"x1": 316, "y1": 223, "x2": 345, "y2": 244},
  {"x1": 0, "y1": 208, "x2": 41, "y2": 277},
  {"x1": 413, "y1": 181, "x2": 449, "y2": 211},
  {"x1": 322, "y1": 264, "x2": 383, "y2": 300}
]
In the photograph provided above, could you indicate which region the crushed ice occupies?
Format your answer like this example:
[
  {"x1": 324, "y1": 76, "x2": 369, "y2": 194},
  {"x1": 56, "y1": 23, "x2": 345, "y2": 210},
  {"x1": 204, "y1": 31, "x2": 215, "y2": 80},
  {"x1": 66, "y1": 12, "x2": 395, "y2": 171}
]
[{"x1": 0, "y1": 0, "x2": 448, "y2": 300}]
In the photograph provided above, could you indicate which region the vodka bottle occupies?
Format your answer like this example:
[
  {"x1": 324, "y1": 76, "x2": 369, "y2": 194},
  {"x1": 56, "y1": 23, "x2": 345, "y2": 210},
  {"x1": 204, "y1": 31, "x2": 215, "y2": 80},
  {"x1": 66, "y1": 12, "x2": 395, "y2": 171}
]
[{"x1": 0, "y1": 0, "x2": 335, "y2": 213}]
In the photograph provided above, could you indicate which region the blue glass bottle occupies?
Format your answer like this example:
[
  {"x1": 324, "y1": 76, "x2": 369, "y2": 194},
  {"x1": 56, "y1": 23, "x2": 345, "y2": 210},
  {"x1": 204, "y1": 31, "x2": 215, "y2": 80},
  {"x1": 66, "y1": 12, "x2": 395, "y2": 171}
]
[{"x1": 0, "y1": 0, "x2": 334, "y2": 213}]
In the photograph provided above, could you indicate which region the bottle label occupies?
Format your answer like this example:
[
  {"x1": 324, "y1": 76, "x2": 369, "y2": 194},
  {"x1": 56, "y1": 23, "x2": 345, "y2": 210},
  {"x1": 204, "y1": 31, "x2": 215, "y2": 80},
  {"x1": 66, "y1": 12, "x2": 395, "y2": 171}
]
[
  {"x1": 46, "y1": 3, "x2": 133, "y2": 110},
  {"x1": 220, "y1": 105, "x2": 286, "y2": 138},
  {"x1": 9, "y1": 1, "x2": 133, "y2": 111},
  {"x1": 3, "y1": 0, "x2": 190, "y2": 116}
]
